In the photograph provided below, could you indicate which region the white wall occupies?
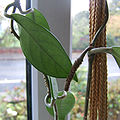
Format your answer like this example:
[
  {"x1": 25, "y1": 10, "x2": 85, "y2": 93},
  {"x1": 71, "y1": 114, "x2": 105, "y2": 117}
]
[{"x1": 31, "y1": 0, "x2": 72, "y2": 119}]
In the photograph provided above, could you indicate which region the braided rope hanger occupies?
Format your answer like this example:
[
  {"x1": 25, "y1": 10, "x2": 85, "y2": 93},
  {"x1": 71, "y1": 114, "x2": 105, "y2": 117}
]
[{"x1": 89, "y1": 0, "x2": 108, "y2": 120}]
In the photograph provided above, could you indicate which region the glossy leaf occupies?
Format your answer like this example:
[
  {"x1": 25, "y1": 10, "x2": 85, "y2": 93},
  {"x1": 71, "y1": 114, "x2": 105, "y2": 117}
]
[
  {"x1": 18, "y1": 9, "x2": 50, "y2": 35},
  {"x1": 46, "y1": 91, "x2": 75, "y2": 120},
  {"x1": 26, "y1": 8, "x2": 50, "y2": 30},
  {"x1": 111, "y1": 47, "x2": 120, "y2": 68},
  {"x1": 11, "y1": 12, "x2": 78, "y2": 81}
]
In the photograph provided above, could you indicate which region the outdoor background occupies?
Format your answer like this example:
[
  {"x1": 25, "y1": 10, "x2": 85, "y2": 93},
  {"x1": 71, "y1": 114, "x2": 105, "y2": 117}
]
[{"x1": 0, "y1": 0, "x2": 120, "y2": 120}]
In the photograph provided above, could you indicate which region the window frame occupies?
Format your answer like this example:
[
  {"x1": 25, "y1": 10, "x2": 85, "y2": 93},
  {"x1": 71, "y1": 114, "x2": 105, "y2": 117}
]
[{"x1": 26, "y1": 0, "x2": 32, "y2": 120}]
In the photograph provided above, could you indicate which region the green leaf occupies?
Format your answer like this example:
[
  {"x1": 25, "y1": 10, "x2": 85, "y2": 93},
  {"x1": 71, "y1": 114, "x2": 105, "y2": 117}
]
[
  {"x1": 26, "y1": 8, "x2": 50, "y2": 30},
  {"x1": 48, "y1": 76, "x2": 58, "y2": 99},
  {"x1": 18, "y1": 8, "x2": 50, "y2": 35},
  {"x1": 11, "y1": 12, "x2": 78, "y2": 81},
  {"x1": 46, "y1": 91, "x2": 75, "y2": 119},
  {"x1": 111, "y1": 47, "x2": 120, "y2": 68}
]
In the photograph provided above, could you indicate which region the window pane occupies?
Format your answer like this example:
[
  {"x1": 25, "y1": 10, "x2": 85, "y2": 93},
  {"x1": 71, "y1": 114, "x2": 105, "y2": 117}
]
[
  {"x1": 0, "y1": 0, "x2": 27, "y2": 119},
  {"x1": 71, "y1": 0, "x2": 120, "y2": 120}
]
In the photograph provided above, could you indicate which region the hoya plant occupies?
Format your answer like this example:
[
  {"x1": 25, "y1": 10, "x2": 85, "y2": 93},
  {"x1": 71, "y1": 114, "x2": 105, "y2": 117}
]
[{"x1": 4, "y1": 0, "x2": 120, "y2": 120}]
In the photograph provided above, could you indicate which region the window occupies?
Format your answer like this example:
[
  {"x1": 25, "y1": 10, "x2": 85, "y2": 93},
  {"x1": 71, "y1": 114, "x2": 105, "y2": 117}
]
[{"x1": 1, "y1": 0, "x2": 119, "y2": 120}]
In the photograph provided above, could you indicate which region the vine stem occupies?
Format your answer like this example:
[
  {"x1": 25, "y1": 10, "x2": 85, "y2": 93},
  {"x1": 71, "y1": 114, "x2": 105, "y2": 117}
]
[
  {"x1": 11, "y1": 6, "x2": 20, "y2": 40},
  {"x1": 83, "y1": 55, "x2": 94, "y2": 120},
  {"x1": 4, "y1": 0, "x2": 32, "y2": 40},
  {"x1": 88, "y1": 47, "x2": 112, "y2": 55},
  {"x1": 64, "y1": 46, "x2": 93, "y2": 91},
  {"x1": 53, "y1": 103, "x2": 58, "y2": 120}
]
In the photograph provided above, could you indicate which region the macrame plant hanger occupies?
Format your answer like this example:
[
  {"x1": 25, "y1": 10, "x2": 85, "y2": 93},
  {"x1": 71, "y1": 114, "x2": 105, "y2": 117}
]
[{"x1": 89, "y1": 0, "x2": 108, "y2": 120}]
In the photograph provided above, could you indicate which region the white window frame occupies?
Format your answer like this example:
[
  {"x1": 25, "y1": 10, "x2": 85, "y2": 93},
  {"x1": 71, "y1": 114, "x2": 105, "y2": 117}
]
[{"x1": 31, "y1": 0, "x2": 72, "y2": 119}]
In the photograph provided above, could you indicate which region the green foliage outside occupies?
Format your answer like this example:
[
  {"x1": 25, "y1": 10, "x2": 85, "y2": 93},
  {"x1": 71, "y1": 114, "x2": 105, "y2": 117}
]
[
  {"x1": 0, "y1": 2, "x2": 20, "y2": 48},
  {"x1": 108, "y1": 79, "x2": 120, "y2": 120},
  {"x1": 72, "y1": 11, "x2": 89, "y2": 50},
  {"x1": 70, "y1": 67, "x2": 120, "y2": 120},
  {"x1": 0, "y1": 26, "x2": 20, "y2": 48},
  {"x1": 0, "y1": 82, "x2": 27, "y2": 120},
  {"x1": 109, "y1": 0, "x2": 120, "y2": 15},
  {"x1": 72, "y1": 0, "x2": 120, "y2": 50},
  {"x1": 70, "y1": 67, "x2": 87, "y2": 120},
  {"x1": 0, "y1": 16, "x2": 20, "y2": 48},
  {"x1": 0, "y1": 68, "x2": 119, "y2": 120}
]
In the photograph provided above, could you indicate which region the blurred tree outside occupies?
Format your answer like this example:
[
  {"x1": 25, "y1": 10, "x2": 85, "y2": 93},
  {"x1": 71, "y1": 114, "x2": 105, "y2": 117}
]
[
  {"x1": 0, "y1": 4, "x2": 20, "y2": 48},
  {"x1": 109, "y1": 0, "x2": 120, "y2": 14},
  {"x1": 72, "y1": 11, "x2": 89, "y2": 50}
]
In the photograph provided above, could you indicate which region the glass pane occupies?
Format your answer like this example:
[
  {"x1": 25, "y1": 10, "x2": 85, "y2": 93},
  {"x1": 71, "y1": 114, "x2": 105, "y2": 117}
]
[
  {"x1": 0, "y1": 0, "x2": 27, "y2": 119},
  {"x1": 71, "y1": 0, "x2": 120, "y2": 120}
]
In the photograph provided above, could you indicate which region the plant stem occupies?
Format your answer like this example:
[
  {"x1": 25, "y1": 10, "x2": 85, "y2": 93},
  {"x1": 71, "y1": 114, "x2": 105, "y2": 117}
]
[
  {"x1": 83, "y1": 55, "x2": 94, "y2": 120},
  {"x1": 11, "y1": 6, "x2": 20, "y2": 40},
  {"x1": 64, "y1": 46, "x2": 93, "y2": 91},
  {"x1": 88, "y1": 47, "x2": 112, "y2": 55},
  {"x1": 53, "y1": 103, "x2": 58, "y2": 120}
]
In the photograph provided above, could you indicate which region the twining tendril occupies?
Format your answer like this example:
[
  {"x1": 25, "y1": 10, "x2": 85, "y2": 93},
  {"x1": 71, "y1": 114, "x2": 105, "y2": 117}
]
[
  {"x1": 57, "y1": 91, "x2": 67, "y2": 99},
  {"x1": 11, "y1": 6, "x2": 20, "y2": 40},
  {"x1": 44, "y1": 74, "x2": 67, "y2": 108},
  {"x1": 4, "y1": 0, "x2": 33, "y2": 40},
  {"x1": 44, "y1": 93, "x2": 56, "y2": 108},
  {"x1": 4, "y1": 0, "x2": 32, "y2": 18}
]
